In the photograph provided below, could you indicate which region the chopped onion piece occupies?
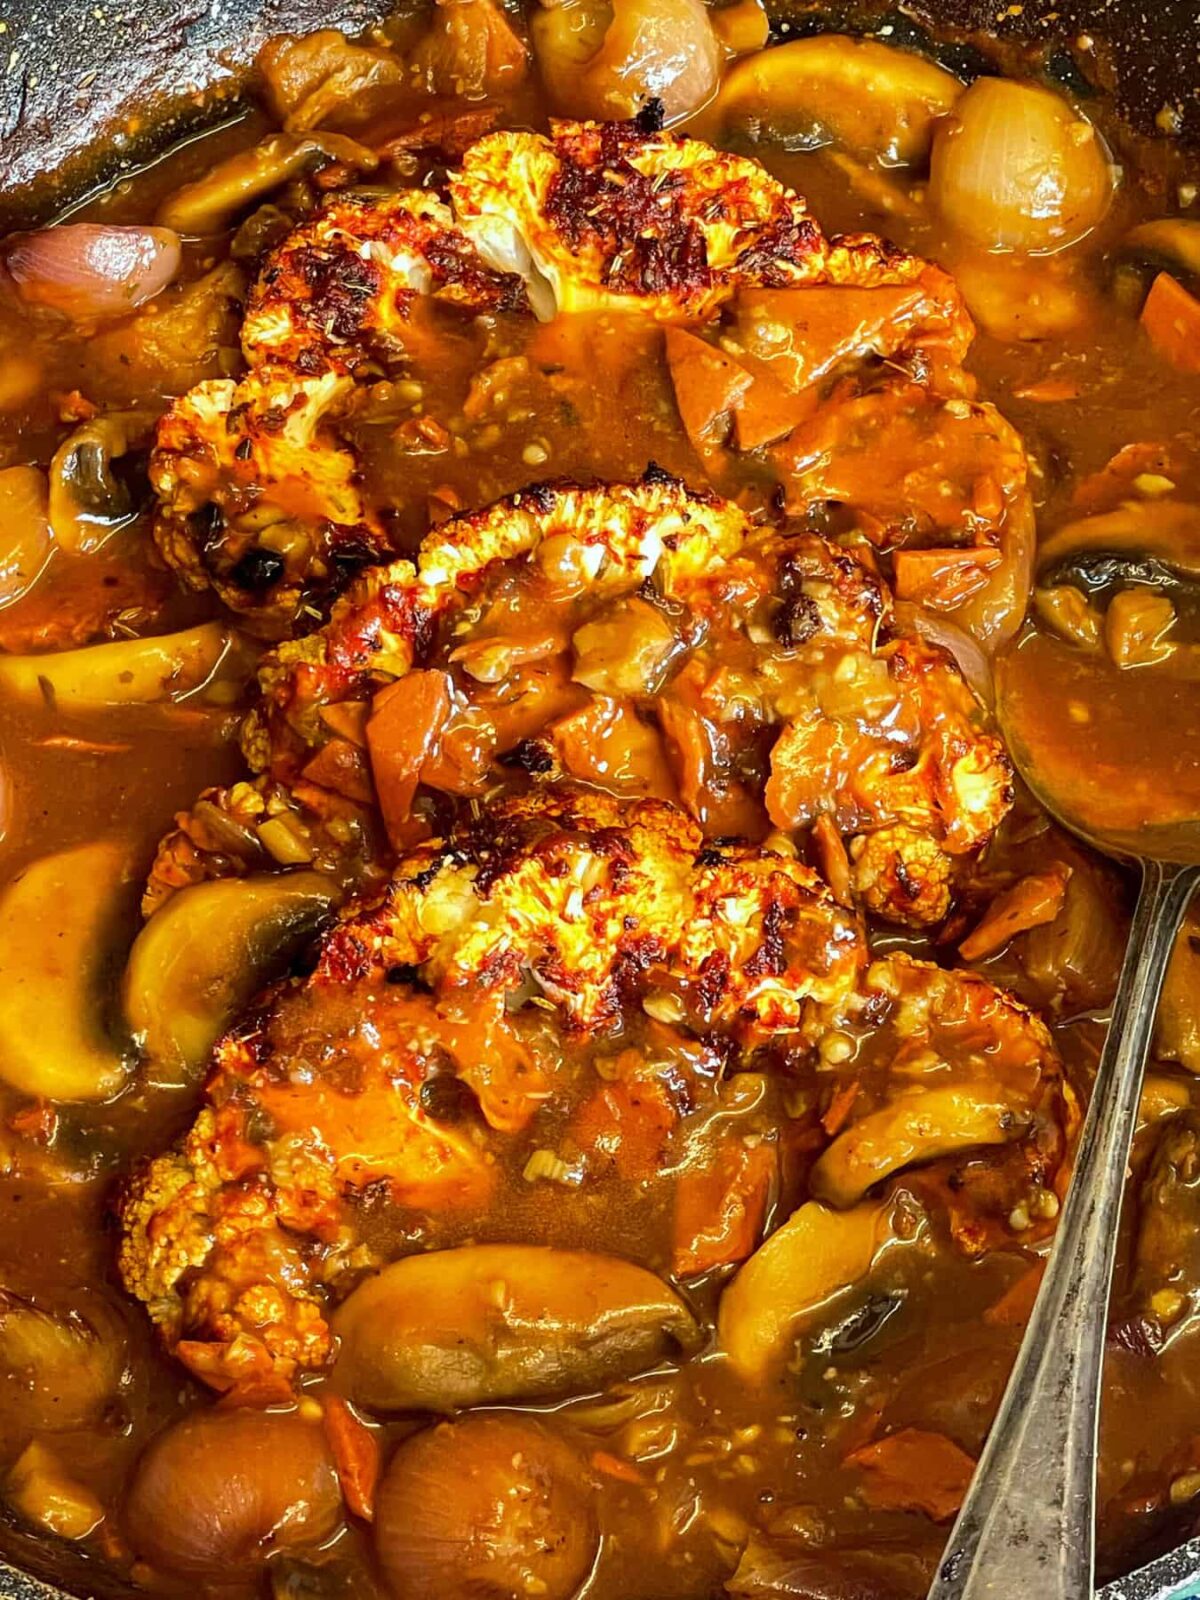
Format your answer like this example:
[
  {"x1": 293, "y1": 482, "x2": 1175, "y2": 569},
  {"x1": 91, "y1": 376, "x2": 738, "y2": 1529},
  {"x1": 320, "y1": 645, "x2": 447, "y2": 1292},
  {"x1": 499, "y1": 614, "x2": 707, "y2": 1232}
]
[{"x1": 894, "y1": 601, "x2": 995, "y2": 707}]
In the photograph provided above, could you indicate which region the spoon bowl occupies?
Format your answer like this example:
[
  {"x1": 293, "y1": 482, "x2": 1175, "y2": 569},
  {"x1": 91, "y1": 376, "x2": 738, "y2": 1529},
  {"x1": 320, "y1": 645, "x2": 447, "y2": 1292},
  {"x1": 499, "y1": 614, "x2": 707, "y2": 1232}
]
[{"x1": 928, "y1": 641, "x2": 1200, "y2": 1600}]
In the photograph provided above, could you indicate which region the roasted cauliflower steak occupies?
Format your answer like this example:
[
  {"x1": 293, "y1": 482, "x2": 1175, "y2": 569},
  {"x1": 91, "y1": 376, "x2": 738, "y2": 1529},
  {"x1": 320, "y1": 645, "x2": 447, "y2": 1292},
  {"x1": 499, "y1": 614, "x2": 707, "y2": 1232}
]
[
  {"x1": 147, "y1": 112, "x2": 981, "y2": 623},
  {"x1": 235, "y1": 470, "x2": 1011, "y2": 927},
  {"x1": 118, "y1": 786, "x2": 864, "y2": 1395}
]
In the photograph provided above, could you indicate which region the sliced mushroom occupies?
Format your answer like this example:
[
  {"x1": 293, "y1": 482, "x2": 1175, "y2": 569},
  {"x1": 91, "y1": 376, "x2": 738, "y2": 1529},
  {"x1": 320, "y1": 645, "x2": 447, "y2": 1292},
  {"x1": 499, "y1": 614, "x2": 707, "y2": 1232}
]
[
  {"x1": 0, "y1": 621, "x2": 252, "y2": 710},
  {"x1": 0, "y1": 1290, "x2": 128, "y2": 1430},
  {"x1": 809, "y1": 1086, "x2": 1027, "y2": 1208},
  {"x1": 156, "y1": 132, "x2": 379, "y2": 236},
  {"x1": 331, "y1": 1244, "x2": 701, "y2": 1412},
  {"x1": 412, "y1": 0, "x2": 529, "y2": 101},
  {"x1": 123, "y1": 872, "x2": 340, "y2": 1086},
  {"x1": 1112, "y1": 219, "x2": 1200, "y2": 310},
  {"x1": 6, "y1": 1442, "x2": 104, "y2": 1542},
  {"x1": 48, "y1": 410, "x2": 156, "y2": 554},
  {"x1": 1038, "y1": 502, "x2": 1200, "y2": 601},
  {"x1": 715, "y1": 35, "x2": 963, "y2": 165},
  {"x1": 0, "y1": 842, "x2": 135, "y2": 1101},
  {"x1": 1121, "y1": 1113, "x2": 1200, "y2": 1350},
  {"x1": 718, "y1": 1198, "x2": 902, "y2": 1382},
  {"x1": 257, "y1": 30, "x2": 412, "y2": 133},
  {"x1": 1158, "y1": 910, "x2": 1200, "y2": 1074},
  {"x1": 0, "y1": 465, "x2": 53, "y2": 608},
  {"x1": 1037, "y1": 502, "x2": 1200, "y2": 660}
]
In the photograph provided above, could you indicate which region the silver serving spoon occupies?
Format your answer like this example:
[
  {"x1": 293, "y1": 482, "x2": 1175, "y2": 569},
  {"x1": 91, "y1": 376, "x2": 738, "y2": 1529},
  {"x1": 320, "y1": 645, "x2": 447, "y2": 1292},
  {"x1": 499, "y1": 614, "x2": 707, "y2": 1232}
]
[{"x1": 928, "y1": 667, "x2": 1200, "y2": 1600}]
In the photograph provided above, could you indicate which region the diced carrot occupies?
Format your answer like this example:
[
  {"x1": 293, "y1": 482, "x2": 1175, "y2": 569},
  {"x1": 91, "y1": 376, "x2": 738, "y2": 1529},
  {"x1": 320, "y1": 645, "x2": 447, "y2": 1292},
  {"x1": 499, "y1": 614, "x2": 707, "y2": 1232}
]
[
  {"x1": 318, "y1": 699, "x2": 370, "y2": 746},
  {"x1": 591, "y1": 1450, "x2": 646, "y2": 1485},
  {"x1": 434, "y1": 993, "x2": 549, "y2": 1133},
  {"x1": 658, "y1": 697, "x2": 717, "y2": 817},
  {"x1": 255, "y1": 1066, "x2": 492, "y2": 1208},
  {"x1": 892, "y1": 545, "x2": 1003, "y2": 609},
  {"x1": 1140, "y1": 272, "x2": 1200, "y2": 374},
  {"x1": 427, "y1": 482, "x2": 465, "y2": 525},
  {"x1": 35, "y1": 735, "x2": 131, "y2": 754},
  {"x1": 959, "y1": 867, "x2": 1071, "y2": 962},
  {"x1": 572, "y1": 1077, "x2": 678, "y2": 1183},
  {"x1": 733, "y1": 284, "x2": 927, "y2": 391},
  {"x1": 983, "y1": 1261, "x2": 1046, "y2": 1327},
  {"x1": 365, "y1": 669, "x2": 452, "y2": 848},
  {"x1": 7, "y1": 1100, "x2": 58, "y2": 1144},
  {"x1": 1070, "y1": 441, "x2": 1182, "y2": 513},
  {"x1": 1011, "y1": 376, "x2": 1081, "y2": 403},
  {"x1": 552, "y1": 697, "x2": 676, "y2": 801},
  {"x1": 821, "y1": 1080, "x2": 861, "y2": 1138},
  {"x1": 672, "y1": 1137, "x2": 775, "y2": 1276},
  {"x1": 846, "y1": 1428, "x2": 975, "y2": 1522},
  {"x1": 732, "y1": 362, "x2": 818, "y2": 451},
  {"x1": 301, "y1": 736, "x2": 375, "y2": 805},
  {"x1": 665, "y1": 326, "x2": 752, "y2": 453},
  {"x1": 52, "y1": 388, "x2": 98, "y2": 423},
  {"x1": 323, "y1": 1394, "x2": 381, "y2": 1522}
]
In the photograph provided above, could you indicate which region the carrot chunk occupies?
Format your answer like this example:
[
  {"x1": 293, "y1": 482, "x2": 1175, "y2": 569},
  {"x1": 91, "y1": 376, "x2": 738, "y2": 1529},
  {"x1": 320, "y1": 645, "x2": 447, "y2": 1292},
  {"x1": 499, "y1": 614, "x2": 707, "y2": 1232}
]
[
  {"x1": 572, "y1": 1075, "x2": 678, "y2": 1183},
  {"x1": 365, "y1": 669, "x2": 452, "y2": 847},
  {"x1": 959, "y1": 866, "x2": 1070, "y2": 962},
  {"x1": 732, "y1": 362, "x2": 818, "y2": 451},
  {"x1": 665, "y1": 326, "x2": 752, "y2": 452},
  {"x1": 821, "y1": 1080, "x2": 861, "y2": 1138},
  {"x1": 301, "y1": 736, "x2": 375, "y2": 805},
  {"x1": 1140, "y1": 272, "x2": 1200, "y2": 374},
  {"x1": 733, "y1": 283, "x2": 927, "y2": 391},
  {"x1": 323, "y1": 1394, "x2": 381, "y2": 1522},
  {"x1": 892, "y1": 545, "x2": 1003, "y2": 609},
  {"x1": 672, "y1": 1137, "x2": 775, "y2": 1276},
  {"x1": 591, "y1": 1450, "x2": 646, "y2": 1485},
  {"x1": 846, "y1": 1428, "x2": 975, "y2": 1522}
]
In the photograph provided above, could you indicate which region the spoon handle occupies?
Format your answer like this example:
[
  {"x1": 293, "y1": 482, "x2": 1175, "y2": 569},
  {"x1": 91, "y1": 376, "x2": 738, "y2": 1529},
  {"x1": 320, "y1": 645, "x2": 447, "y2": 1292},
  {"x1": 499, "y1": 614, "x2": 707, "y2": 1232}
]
[{"x1": 929, "y1": 856, "x2": 1200, "y2": 1600}]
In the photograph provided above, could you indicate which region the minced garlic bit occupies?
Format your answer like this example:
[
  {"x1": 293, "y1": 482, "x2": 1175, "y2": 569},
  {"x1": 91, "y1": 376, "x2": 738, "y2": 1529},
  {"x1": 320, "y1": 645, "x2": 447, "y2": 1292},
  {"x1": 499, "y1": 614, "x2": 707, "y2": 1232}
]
[{"x1": 522, "y1": 1148, "x2": 584, "y2": 1187}]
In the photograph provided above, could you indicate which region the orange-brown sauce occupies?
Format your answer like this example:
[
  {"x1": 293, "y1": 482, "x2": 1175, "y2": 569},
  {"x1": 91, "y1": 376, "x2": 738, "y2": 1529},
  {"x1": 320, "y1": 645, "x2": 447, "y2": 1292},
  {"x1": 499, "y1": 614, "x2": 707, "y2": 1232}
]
[{"x1": 0, "y1": 9, "x2": 1198, "y2": 1598}]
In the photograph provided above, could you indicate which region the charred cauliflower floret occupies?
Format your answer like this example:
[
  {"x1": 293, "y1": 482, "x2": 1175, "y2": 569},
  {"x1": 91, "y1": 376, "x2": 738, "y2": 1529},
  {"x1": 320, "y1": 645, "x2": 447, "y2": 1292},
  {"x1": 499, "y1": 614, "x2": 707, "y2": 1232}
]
[
  {"x1": 339, "y1": 786, "x2": 865, "y2": 1037},
  {"x1": 117, "y1": 1106, "x2": 340, "y2": 1397},
  {"x1": 848, "y1": 825, "x2": 954, "y2": 927},
  {"x1": 236, "y1": 470, "x2": 1009, "y2": 926},
  {"x1": 150, "y1": 365, "x2": 387, "y2": 617},
  {"x1": 142, "y1": 775, "x2": 379, "y2": 917},
  {"x1": 765, "y1": 635, "x2": 1012, "y2": 925},
  {"x1": 147, "y1": 113, "x2": 986, "y2": 627},
  {"x1": 451, "y1": 114, "x2": 828, "y2": 320},
  {"x1": 150, "y1": 185, "x2": 527, "y2": 620},
  {"x1": 118, "y1": 786, "x2": 865, "y2": 1396},
  {"x1": 241, "y1": 189, "x2": 528, "y2": 373},
  {"x1": 250, "y1": 469, "x2": 750, "y2": 760},
  {"x1": 451, "y1": 114, "x2": 970, "y2": 327}
]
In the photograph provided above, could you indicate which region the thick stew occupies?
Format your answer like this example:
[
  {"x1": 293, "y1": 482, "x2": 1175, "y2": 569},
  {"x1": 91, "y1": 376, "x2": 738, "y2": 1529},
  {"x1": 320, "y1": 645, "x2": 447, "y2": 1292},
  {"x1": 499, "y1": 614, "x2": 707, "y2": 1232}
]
[{"x1": 0, "y1": 4, "x2": 1197, "y2": 1596}]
